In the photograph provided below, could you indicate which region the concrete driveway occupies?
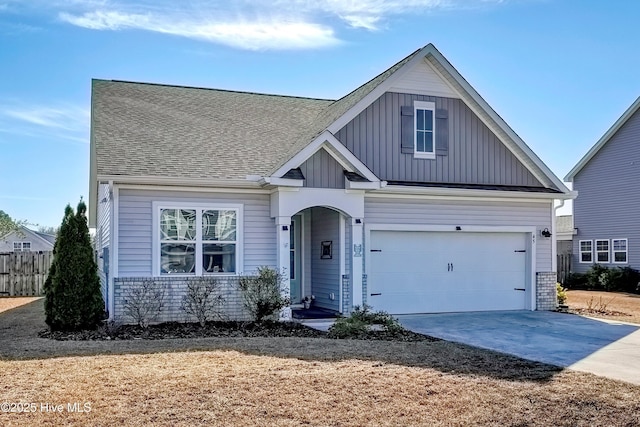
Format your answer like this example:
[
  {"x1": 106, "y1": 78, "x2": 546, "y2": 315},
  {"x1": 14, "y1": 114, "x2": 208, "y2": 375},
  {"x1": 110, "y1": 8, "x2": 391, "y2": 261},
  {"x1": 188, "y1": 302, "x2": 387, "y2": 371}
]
[{"x1": 398, "y1": 311, "x2": 640, "y2": 385}]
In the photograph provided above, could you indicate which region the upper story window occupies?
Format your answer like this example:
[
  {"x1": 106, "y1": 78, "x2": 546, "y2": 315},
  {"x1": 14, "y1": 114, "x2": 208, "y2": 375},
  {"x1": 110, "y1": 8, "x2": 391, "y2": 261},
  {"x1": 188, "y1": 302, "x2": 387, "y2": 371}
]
[
  {"x1": 595, "y1": 239, "x2": 609, "y2": 263},
  {"x1": 414, "y1": 101, "x2": 436, "y2": 159},
  {"x1": 153, "y1": 203, "x2": 242, "y2": 276},
  {"x1": 13, "y1": 242, "x2": 31, "y2": 252},
  {"x1": 612, "y1": 239, "x2": 628, "y2": 263},
  {"x1": 579, "y1": 240, "x2": 592, "y2": 263}
]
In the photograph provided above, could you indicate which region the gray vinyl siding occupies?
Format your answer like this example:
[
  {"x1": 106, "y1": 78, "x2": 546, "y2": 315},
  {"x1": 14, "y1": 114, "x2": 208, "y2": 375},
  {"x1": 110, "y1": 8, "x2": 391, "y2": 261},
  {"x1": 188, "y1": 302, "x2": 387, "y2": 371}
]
[
  {"x1": 336, "y1": 92, "x2": 542, "y2": 186},
  {"x1": 572, "y1": 108, "x2": 640, "y2": 273},
  {"x1": 96, "y1": 183, "x2": 111, "y2": 304},
  {"x1": 310, "y1": 207, "x2": 341, "y2": 311},
  {"x1": 299, "y1": 149, "x2": 345, "y2": 189},
  {"x1": 117, "y1": 189, "x2": 276, "y2": 277},
  {"x1": 364, "y1": 197, "x2": 553, "y2": 272}
]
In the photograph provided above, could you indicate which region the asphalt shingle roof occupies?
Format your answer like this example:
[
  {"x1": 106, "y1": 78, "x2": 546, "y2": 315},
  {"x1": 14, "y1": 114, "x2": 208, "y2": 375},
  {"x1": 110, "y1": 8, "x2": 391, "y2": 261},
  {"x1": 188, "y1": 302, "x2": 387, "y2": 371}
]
[
  {"x1": 92, "y1": 48, "x2": 423, "y2": 180},
  {"x1": 92, "y1": 82, "x2": 333, "y2": 180}
]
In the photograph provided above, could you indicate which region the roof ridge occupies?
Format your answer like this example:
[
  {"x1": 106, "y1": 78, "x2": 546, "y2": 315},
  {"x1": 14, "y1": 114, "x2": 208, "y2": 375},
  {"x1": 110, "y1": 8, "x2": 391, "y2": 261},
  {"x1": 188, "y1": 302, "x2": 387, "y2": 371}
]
[{"x1": 98, "y1": 79, "x2": 335, "y2": 102}]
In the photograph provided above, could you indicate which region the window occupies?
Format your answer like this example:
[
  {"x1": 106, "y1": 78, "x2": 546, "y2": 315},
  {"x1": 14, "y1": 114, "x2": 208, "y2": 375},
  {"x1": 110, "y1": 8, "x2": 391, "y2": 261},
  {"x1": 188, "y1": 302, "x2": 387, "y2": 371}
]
[
  {"x1": 414, "y1": 100, "x2": 436, "y2": 159},
  {"x1": 595, "y1": 239, "x2": 609, "y2": 263},
  {"x1": 154, "y1": 204, "x2": 241, "y2": 276},
  {"x1": 579, "y1": 240, "x2": 592, "y2": 263},
  {"x1": 613, "y1": 239, "x2": 628, "y2": 264},
  {"x1": 13, "y1": 242, "x2": 31, "y2": 252}
]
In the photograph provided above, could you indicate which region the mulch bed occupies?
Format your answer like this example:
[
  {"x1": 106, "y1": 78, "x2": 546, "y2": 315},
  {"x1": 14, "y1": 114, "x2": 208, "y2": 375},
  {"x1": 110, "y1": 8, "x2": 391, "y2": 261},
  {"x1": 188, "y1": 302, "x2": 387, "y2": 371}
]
[
  {"x1": 570, "y1": 308, "x2": 632, "y2": 318},
  {"x1": 38, "y1": 320, "x2": 435, "y2": 342}
]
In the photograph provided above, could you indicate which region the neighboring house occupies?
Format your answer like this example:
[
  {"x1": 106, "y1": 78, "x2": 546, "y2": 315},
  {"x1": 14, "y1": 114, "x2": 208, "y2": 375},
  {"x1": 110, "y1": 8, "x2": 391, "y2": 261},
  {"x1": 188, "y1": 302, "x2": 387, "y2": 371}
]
[
  {"x1": 90, "y1": 44, "x2": 573, "y2": 323},
  {"x1": 0, "y1": 225, "x2": 55, "y2": 252},
  {"x1": 556, "y1": 215, "x2": 574, "y2": 256},
  {"x1": 565, "y1": 97, "x2": 640, "y2": 274}
]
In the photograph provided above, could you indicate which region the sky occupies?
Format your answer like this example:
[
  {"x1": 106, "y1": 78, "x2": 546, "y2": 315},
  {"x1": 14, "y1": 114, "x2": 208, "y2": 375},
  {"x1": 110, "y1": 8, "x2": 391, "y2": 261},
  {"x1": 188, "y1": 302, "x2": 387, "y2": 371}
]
[{"x1": 1, "y1": 0, "x2": 639, "y2": 227}]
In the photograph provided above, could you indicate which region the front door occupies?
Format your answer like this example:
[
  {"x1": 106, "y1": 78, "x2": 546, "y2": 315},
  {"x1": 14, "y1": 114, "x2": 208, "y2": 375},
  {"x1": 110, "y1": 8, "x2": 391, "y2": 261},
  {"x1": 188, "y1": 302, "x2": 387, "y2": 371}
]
[{"x1": 289, "y1": 215, "x2": 302, "y2": 303}]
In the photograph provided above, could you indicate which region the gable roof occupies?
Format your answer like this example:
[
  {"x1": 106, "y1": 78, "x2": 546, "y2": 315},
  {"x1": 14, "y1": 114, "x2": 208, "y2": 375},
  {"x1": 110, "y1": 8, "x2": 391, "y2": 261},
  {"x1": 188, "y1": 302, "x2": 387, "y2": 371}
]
[
  {"x1": 91, "y1": 81, "x2": 333, "y2": 181},
  {"x1": 565, "y1": 96, "x2": 640, "y2": 181},
  {"x1": 91, "y1": 43, "x2": 573, "y2": 219},
  {"x1": 1, "y1": 226, "x2": 55, "y2": 249}
]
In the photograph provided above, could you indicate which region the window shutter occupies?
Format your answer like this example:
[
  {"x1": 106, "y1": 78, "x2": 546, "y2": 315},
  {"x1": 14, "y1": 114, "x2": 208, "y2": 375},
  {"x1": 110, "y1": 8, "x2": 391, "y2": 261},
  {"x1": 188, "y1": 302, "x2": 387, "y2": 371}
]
[
  {"x1": 400, "y1": 106, "x2": 414, "y2": 154},
  {"x1": 435, "y1": 108, "x2": 448, "y2": 156}
]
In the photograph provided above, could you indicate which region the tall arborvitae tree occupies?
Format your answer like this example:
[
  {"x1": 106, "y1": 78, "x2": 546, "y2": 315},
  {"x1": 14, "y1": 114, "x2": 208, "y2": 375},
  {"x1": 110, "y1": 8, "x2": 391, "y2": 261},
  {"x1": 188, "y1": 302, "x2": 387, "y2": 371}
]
[{"x1": 44, "y1": 200, "x2": 104, "y2": 331}]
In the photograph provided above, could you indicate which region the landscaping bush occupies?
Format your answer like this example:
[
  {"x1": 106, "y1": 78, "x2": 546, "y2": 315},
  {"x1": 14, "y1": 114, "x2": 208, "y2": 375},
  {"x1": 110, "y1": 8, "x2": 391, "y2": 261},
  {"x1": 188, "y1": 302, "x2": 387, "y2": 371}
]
[
  {"x1": 238, "y1": 266, "x2": 290, "y2": 322},
  {"x1": 181, "y1": 276, "x2": 226, "y2": 326},
  {"x1": 562, "y1": 272, "x2": 587, "y2": 290},
  {"x1": 44, "y1": 200, "x2": 104, "y2": 331},
  {"x1": 328, "y1": 305, "x2": 404, "y2": 339},
  {"x1": 123, "y1": 280, "x2": 166, "y2": 328},
  {"x1": 581, "y1": 265, "x2": 640, "y2": 293},
  {"x1": 556, "y1": 283, "x2": 567, "y2": 305}
]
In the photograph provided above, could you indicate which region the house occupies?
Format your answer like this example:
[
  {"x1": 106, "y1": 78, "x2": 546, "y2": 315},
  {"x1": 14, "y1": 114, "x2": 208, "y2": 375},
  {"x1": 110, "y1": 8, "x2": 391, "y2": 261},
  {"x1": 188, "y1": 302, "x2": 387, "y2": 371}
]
[
  {"x1": 565, "y1": 97, "x2": 640, "y2": 274},
  {"x1": 556, "y1": 215, "x2": 574, "y2": 256},
  {"x1": 89, "y1": 44, "x2": 573, "y2": 323},
  {"x1": 0, "y1": 225, "x2": 55, "y2": 253}
]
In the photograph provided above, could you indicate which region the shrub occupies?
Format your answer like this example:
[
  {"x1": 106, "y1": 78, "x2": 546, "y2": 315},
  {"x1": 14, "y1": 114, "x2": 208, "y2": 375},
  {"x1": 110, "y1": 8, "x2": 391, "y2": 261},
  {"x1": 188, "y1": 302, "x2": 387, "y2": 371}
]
[
  {"x1": 585, "y1": 264, "x2": 609, "y2": 290},
  {"x1": 562, "y1": 272, "x2": 587, "y2": 290},
  {"x1": 181, "y1": 277, "x2": 226, "y2": 326},
  {"x1": 556, "y1": 283, "x2": 567, "y2": 305},
  {"x1": 238, "y1": 266, "x2": 290, "y2": 322},
  {"x1": 123, "y1": 280, "x2": 165, "y2": 328},
  {"x1": 44, "y1": 200, "x2": 104, "y2": 331},
  {"x1": 328, "y1": 305, "x2": 404, "y2": 339},
  {"x1": 582, "y1": 265, "x2": 640, "y2": 293}
]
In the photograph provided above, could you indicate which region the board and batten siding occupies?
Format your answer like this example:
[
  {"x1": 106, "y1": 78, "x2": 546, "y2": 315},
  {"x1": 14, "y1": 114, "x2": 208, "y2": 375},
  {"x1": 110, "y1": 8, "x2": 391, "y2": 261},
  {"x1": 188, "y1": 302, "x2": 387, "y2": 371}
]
[
  {"x1": 117, "y1": 189, "x2": 276, "y2": 277},
  {"x1": 310, "y1": 207, "x2": 341, "y2": 311},
  {"x1": 364, "y1": 197, "x2": 553, "y2": 272},
  {"x1": 572, "y1": 108, "x2": 640, "y2": 273},
  {"x1": 336, "y1": 92, "x2": 542, "y2": 187},
  {"x1": 298, "y1": 148, "x2": 345, "y2": 189}
]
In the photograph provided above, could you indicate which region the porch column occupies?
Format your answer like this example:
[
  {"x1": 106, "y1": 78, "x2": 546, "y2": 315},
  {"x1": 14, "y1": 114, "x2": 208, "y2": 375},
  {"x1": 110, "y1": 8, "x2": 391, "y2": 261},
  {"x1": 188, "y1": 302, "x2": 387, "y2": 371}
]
[
  {"x1": 351, "y1": 218, "x2": 364, "y2": 307},
  {"x1": 276, "y1": 216, "x2": 292, "y2": 320}
]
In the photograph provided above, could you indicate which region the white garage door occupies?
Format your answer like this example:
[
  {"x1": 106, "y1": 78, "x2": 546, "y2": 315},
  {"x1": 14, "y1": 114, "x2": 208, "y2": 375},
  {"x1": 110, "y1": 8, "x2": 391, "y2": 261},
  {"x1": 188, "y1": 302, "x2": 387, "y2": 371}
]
[{"x1": 368, "y1": 231, "x2": 528, "y2": 314}]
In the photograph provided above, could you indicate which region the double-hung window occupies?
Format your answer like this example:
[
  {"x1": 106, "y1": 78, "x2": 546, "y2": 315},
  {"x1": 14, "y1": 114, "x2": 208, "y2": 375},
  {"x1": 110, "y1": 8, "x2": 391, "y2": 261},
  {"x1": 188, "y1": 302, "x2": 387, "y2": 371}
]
[
  {"x1": 579, "y1": 240, "x2": 592, "y2": 263},
  {"x1": 414, "y1": 101, "x2": 436, "y2": 159},
  {"x1": 154, "y1": 203, "x2": 242, "y2": 276},
  {"x1": 595, "y1": 239, "x2": 609, "y2": 263},
  {"x1": 612, "y1": 239, "x2": 628, "y2": 263}
]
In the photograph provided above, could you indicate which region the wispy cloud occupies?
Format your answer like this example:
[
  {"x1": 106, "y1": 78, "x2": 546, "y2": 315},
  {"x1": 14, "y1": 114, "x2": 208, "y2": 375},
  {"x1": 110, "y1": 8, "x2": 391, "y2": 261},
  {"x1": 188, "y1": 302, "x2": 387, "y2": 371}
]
[
  {"x1": 59, "y1": 10, "x2": 339, "y2": 50},
  {"x1": 10, "y1": 1, "x2": 510, "y2": 50},
  {"x1": 0, "y1": 102, "x2": 89, "y2": 144}
]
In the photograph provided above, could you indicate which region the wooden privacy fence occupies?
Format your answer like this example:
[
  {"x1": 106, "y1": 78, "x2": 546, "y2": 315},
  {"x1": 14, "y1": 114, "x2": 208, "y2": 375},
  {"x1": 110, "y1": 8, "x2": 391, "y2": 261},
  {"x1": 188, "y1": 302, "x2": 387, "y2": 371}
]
[
  {"x1": 0, "y1": 251, "x2": 52, "y2": 296},
  {"x1": 557, "y1": 254, "x2": 572, "y2": 285}
]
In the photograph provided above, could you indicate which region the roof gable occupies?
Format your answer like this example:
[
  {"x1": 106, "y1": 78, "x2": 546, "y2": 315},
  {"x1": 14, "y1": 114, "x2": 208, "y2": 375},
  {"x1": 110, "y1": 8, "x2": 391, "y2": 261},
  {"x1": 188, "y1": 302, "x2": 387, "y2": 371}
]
[
  {"x1": 565, "y1": 96, "x2": 640, "y2": 181},
  {"x1": 91, "y1": 44, "x2": 571, "y2": 199}
]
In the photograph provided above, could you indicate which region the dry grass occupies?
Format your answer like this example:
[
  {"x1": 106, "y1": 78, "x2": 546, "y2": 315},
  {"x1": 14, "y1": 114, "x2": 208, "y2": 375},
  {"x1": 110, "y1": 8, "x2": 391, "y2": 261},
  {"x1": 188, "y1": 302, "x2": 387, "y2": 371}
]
[
  {"x1": 1, "y1": 298, "x2": 640, "y2": 426},
  {"x1": 567, "y1": 290, "x2": 640, "y2": 324},
  {"x1": 0, "y1": 297, "x2": 41, "y2": 314},
  {"x1": 1, "y1": 346, "x2": 639, "y2": 427}
]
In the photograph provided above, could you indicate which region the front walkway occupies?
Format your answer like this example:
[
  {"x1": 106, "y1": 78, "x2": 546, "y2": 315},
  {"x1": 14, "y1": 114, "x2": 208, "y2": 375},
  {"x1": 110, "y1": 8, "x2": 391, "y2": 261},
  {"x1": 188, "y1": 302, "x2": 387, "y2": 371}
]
[{"x1": 398, "y1": 310, "x2": 640, "y2": 385}]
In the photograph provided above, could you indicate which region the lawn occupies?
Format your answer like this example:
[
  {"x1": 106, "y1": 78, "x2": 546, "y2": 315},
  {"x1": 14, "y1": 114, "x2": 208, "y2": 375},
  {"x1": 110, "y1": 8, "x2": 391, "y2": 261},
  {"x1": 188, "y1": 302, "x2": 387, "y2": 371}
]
[
  {"x1": 0, "y1": 297, "x2": 41, "y2": 314},
  {"x1": 566, "y1": 290, "x2": 640, "y2": 324},
  {"x1": 1, "y1": 299, "x2": 640, "y2": 426}
]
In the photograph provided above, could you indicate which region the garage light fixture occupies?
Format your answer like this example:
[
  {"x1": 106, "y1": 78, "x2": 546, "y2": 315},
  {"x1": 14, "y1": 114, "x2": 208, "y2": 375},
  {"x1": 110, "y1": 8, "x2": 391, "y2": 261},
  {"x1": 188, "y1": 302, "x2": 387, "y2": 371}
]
[{"x1": 541, "y1": 228, "x2": 552, "y2": 238}]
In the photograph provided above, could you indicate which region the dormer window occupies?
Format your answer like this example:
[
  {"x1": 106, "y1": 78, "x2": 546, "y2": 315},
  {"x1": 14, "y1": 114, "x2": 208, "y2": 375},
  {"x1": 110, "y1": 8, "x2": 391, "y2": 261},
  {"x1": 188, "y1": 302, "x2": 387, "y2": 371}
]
[{"x1": 414, "y1": 101, "x2": 435, "y2": 159}]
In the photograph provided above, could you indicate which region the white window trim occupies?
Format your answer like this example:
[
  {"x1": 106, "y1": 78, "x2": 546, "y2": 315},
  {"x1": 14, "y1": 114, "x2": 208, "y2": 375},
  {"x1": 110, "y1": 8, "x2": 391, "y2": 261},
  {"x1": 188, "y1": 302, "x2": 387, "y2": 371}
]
[
  {"x1": 612, "y1": 238, "x2": 628, "y2": 264},
  {"x1": 595, "y1": 239, "x2": 610, "y2": 264},
  {"x1": 13, "y1": 242, "x2": 31, "y2": 252},
  {"x1": 152, "y1": 202, "x2": 243, "y2": 277},
  {"x1": 414, "y1": 100, "x2": 436, "y2": 160},
  {"x1": 579, "y1": 239, "x2": 593, "y2": 264}
]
